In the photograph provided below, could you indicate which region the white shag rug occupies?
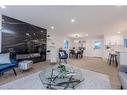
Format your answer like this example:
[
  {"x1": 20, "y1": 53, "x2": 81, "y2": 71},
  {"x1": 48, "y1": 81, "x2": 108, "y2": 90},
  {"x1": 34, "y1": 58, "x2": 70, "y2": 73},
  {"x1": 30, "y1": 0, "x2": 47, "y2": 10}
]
[{"x1": 0, "y1": 64, "x2": 111, "y2": 89}]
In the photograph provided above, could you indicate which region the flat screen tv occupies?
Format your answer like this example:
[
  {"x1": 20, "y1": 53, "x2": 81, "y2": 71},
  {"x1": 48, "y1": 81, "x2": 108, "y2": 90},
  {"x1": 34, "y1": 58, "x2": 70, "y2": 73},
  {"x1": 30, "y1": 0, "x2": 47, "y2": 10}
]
[{"x1": 1, "y1": 15, "x2": 47, "y2": 54}]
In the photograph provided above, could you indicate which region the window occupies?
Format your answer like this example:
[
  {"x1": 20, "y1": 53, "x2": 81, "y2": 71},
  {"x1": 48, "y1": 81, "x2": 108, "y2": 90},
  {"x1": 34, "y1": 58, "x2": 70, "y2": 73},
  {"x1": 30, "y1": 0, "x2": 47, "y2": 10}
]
[
  {"x1": 64, "y1": 40, "x2": 69, "y2": 49},
  {"x1": 124, "y1": 39, "x2": 127, "y2": 48},
  {"x1": 94, "y1": 41, "x2": 102, "y2": 49}
]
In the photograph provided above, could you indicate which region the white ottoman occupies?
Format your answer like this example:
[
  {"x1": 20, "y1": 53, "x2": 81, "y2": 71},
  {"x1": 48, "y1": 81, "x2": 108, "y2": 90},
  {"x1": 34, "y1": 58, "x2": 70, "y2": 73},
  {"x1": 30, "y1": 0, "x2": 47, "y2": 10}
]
[{"x1": 18, "y1": 60, "x2": 33, "y2": 70}]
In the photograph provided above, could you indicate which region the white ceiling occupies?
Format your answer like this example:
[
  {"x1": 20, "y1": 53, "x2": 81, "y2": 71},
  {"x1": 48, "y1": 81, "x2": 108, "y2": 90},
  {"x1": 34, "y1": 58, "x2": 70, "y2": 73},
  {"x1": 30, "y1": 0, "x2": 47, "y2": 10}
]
[{"x1": 1, "y1": 6, "x2": 127, "y2": 38}]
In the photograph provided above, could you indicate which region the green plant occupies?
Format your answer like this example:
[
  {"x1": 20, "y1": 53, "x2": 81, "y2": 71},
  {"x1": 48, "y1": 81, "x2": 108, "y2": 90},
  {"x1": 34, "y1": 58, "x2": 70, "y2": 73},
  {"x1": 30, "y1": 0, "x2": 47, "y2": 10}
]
[
  {"x1": 105, "y1": 45, "x2": 111, "y2": 49},
  {"x1": 57, "y1": 64, "x2": 68, "y2": 78}
]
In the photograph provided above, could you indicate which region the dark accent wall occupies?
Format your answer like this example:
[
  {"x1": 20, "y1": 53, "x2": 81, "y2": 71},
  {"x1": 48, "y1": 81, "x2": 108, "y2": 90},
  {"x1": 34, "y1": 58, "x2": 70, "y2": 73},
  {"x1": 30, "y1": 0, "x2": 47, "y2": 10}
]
[{"x1": 1, "y1": 15, "x2": 47, "y2": 62}]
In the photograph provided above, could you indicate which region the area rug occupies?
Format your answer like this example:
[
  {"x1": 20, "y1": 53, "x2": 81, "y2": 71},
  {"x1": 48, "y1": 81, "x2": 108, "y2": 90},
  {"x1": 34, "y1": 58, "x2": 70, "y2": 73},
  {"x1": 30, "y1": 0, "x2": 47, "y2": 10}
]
[{"x1": 0, "y1": 64, "x2": 111, "y2": 89}]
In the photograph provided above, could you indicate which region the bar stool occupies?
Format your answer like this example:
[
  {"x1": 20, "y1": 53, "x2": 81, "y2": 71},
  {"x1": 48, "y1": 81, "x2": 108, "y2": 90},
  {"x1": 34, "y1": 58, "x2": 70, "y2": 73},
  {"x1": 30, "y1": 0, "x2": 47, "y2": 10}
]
[{"x1": 108, "y1": 53, "x2": 118, "y2": 66}]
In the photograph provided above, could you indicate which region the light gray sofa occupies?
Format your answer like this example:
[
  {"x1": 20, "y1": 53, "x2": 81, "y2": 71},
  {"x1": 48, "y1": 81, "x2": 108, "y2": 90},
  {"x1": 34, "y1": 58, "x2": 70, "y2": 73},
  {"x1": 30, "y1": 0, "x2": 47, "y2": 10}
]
[{"x1": 118, "y1": 65, "x2": 127, "y2": 89}]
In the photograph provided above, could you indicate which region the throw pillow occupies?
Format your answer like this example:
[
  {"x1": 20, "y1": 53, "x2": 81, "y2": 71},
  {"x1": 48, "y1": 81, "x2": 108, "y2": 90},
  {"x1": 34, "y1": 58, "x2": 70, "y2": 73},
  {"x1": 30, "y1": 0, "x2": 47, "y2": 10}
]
[{"x1": 0, "y1": 53, "x2": 11, "y2": 64}]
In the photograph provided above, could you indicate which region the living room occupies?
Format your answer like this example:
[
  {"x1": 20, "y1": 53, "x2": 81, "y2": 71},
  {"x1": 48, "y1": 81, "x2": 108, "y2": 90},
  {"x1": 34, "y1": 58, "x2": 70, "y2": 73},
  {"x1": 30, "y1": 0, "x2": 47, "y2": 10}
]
[{"x1": 0, "y1": 2, "x2": 127, "y2": 94}]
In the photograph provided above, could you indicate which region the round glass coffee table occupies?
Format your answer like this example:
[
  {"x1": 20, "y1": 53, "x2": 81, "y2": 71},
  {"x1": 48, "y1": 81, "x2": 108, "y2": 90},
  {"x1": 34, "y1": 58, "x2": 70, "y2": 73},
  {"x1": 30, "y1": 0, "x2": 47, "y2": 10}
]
[{"x1": 39, "y1": 64, "x2": 84, "y2": 89}]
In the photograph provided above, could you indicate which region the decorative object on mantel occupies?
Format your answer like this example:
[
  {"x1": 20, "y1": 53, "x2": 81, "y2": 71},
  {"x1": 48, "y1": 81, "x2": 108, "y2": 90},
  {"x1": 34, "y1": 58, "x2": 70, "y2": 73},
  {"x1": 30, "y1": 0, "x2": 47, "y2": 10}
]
[
  {"x1": 47, "y1": 50, "x2": 51, "y2": 53},
  {"x1": 105, "y1": 45, "x2": 111, "y2": 50},
  {"x1": 47, "y1": 35, "x2": 50, "y2": 37}
]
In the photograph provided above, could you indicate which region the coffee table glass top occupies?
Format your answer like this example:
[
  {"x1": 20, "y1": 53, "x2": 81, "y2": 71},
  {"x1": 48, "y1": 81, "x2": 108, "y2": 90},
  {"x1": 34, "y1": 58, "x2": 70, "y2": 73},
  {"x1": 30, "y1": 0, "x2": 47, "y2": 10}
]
[{"x1": 39, "y1": 64, "x2": 84, "y2": 89}]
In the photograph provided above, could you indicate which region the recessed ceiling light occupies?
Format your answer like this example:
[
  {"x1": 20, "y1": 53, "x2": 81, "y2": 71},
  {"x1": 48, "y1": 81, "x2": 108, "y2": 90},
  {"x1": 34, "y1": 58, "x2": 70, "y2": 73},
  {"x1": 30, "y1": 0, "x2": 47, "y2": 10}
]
[
  {"x1": 71, "y1": 19, "x2": 75, "y2": 23},
  {"x1": 51, "y1": 26, "x2": 54, "y2": 30},
  {"x1": 41, "y1": 30, "x2": 43, "y2": 33},
  {"x1": 0, "y1": 5, "x2": 6, "y2": 9},
  {"x1": 85, "y1": 34, "x2": 88, "y2": 37},
  {"x1": 117, "y1": 31, "x2": 121, "y2": 34}
]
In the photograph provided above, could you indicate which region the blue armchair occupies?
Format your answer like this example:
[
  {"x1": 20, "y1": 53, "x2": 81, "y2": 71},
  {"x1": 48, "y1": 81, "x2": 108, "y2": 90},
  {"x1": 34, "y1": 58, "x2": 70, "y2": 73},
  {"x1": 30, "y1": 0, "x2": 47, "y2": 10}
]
[
  {"x1": 58, "y1": 50, "x2": 68, "y2": 64},
  {"x1": 0, "y1": 53, "x2": 17, "y2": 76}
]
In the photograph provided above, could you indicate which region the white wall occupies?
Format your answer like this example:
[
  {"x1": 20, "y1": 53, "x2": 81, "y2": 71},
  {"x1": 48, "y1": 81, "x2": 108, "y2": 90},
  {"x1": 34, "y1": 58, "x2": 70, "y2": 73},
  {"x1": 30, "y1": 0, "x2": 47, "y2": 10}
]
[
  {"x1": 85, "y1": 37, "x2": 104, "y2": 57},
  {"x1": 70, "y1": 34, "x2": 126, "y2": 59},
  {"x1": 47, "y1": 30, "x2": 71, "y2": 50},
  {"x1": 47, "y1": 30, "x2": 71, "y2": 61},
  {"x1": 103, "y1": 34, "x2": 126, "y2": 60},
  {"x1": 71, "y1": 37, "x2": 104, "y2": 57},
  {"x1": 104, "y1": 35, "x2": 123, "y2": 46}
]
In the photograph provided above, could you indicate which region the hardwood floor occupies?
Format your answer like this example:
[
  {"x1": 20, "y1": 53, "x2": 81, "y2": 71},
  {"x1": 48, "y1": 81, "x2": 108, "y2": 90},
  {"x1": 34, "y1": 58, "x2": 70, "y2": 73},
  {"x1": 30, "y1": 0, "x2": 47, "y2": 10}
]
[
  {"x1": 0, "y1": 57, "x2": 121, "y2": 89},
  {"x1": 68, "y1": 57, "x2": 121, "y2": 89}
]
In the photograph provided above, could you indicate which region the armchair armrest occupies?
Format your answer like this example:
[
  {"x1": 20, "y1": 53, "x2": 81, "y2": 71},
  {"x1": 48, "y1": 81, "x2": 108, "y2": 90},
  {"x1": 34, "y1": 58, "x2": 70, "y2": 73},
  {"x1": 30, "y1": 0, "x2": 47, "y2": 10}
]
[
  {"x1": 10, "y1": 59, "x2": 18, "y2": 65},
  {"x1": 118, "y1": 65, "x2": 127, "y2": 73}
]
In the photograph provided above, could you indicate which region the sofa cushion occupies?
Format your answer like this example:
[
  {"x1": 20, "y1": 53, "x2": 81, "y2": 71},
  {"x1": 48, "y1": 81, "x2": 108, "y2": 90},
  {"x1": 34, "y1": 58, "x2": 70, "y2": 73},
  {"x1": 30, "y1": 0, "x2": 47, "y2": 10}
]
[
  {"x1": 0, "y1": 64, "x2": 16, "y2": 71},
  {"x1": 118, "y1": 72, "x2": 127, "y2": 89},
  {"x1": 0, "y1": 53, "x2": 11, "y2": 65}
]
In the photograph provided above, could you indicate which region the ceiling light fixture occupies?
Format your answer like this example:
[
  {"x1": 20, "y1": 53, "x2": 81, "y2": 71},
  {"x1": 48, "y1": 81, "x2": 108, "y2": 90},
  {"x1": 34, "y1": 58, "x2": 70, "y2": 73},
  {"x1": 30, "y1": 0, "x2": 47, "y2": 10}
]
[
  {"x1": 117, "y1": 31, "x2": 121, "y2": 34},
  {"x1": 51, "y1": 26, "x2": 54, "y2": 30},
  {"x1": 75, "y1": 34, "x2": 79, "y2": 38},
  {"x1": 74, "y1": 34, "x2": 80, "y2": 38},
  {"x1": 85, "y1": 34, "x2": 88, "y2": 37},
  {"x1": 71, "y1": 19, "x2": 75, "y2": 23},
  {"x1": 0, "y1": 5, "x2": 6, "y2": 9}
]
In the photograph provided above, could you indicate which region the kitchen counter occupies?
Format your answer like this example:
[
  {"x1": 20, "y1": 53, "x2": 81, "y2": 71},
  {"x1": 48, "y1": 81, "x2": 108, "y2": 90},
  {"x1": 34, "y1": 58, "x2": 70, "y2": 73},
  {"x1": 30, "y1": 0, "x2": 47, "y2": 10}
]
[
  {"x1": 116, "y1": 51, "x2": 127, "y2": 53},
  {"x1": 115, "y1": 48, "x2": 127, "y2": 53}
]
